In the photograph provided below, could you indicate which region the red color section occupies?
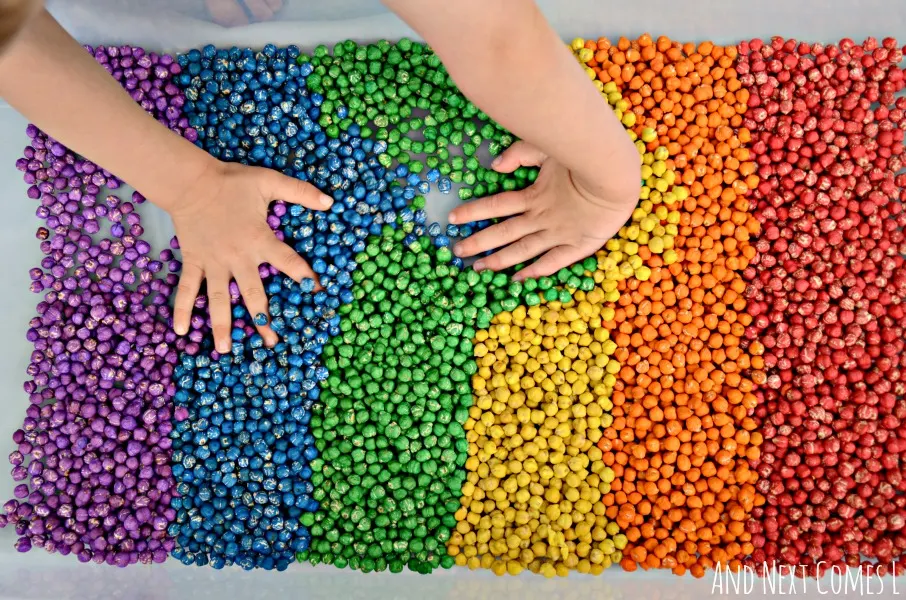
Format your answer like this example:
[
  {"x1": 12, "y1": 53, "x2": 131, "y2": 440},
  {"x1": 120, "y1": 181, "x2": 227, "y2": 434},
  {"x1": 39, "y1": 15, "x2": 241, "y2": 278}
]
[{"x1": 739, "y1": 36, "x2": 906, "y2": 575}]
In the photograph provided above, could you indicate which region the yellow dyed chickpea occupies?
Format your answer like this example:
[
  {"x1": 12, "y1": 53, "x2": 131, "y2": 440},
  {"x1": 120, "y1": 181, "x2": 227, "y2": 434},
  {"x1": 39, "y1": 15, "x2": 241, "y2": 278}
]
[{"x1": 453, "y1": 294, "x2": 623, "y2": 576}]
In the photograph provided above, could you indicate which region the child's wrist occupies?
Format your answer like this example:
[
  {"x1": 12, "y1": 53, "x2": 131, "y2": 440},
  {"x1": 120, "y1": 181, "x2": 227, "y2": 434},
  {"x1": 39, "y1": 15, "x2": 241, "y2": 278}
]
[
  {"x1": 576, "y1": 159, "x2": 641, "y2": 207},
  {"x1": 137, "y1": 145, "x2": 222, "y2": 216}
]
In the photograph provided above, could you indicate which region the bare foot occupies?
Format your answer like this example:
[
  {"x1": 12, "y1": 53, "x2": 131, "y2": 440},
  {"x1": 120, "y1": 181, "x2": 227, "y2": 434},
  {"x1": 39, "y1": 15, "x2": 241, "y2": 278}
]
[{"x1": 205, "y1": 0, "x2": 284, "y2": 26}]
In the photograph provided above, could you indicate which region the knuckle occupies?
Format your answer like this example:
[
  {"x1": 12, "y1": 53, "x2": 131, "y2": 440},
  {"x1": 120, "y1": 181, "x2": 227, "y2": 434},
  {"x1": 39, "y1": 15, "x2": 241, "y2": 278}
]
[
  {"x1": 514, "y1": 194, "x2": 528, "y2": 213},
  {"x1": 580, "y1": 240, "x2": 600, "y2": 254},
  {"x1": 458, "y1": 239, "x2": 476, "y2": 256},
  {"x1": 492, "y1": 193, "x2": 516, "y2": 214},
  {"x1": 273, "y1": 244, "x2": 301, "y2": 265},
  {"x1": 284, "y1": 177, "x2": 302, "y2": 195},
  {"x1": 533, "y1": 259, "x2": 556, "y2": 277},
  {"x1": 281, "y1": 260, "x2": 307, "y2": 279},
  {"x1": 283, "y1": 248, "x2": 304, "y2": 266},
  {"x1": 292, "y1": 179, "x2": 317, "y2": 202},
  {"x1": 206, "y1": 290, "x2": 228, "y2": 304},
  {"x1": 549, "y1": 222, "x2": 569, "y2": 238},
  {"x1": 513, "y1": 236, "x2": 534, "y2": 252},
  {"x1": 176, "y1": 281, "x2": 198, "y2": 299},
  {"x1": 180, "y1": 261, "x2": 203, "y2": 277},
  {"x1": 242, "y1": 285, "x2": 265, "y2": 301},
  {"x1": 512, "y1": 238, "x2": 533, "y2": 256},
  {"x1": 482, "y1": 253, "x2": 502, "y2": 270},
  {"x1": 537, "y1": 265, "x2": 556, "y2": 278}
]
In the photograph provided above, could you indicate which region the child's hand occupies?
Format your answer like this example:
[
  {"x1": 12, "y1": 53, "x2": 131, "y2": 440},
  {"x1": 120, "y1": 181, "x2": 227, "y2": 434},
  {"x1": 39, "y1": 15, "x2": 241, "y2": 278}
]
[
  {"x1": 169, "y1": 161, "x2": 333, "y2": 353},
  {"x1": 449, "y1": 141, "x2": 638, "y2": 281}
]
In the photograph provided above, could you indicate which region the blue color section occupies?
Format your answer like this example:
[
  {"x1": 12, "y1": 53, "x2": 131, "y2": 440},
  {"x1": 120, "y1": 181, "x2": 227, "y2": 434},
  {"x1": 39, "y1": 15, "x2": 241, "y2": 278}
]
[{"x1": 168, "y1": 43, "x2": 446, "y2": 570}]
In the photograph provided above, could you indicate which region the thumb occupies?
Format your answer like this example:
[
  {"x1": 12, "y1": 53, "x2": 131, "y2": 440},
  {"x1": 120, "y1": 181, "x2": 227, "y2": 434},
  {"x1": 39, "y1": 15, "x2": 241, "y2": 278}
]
[
  {"x1": 490, "y1": 141, "x2": 547, "y2": 173},
  {"x1": 260, "y1": 168, "x2": 333, "y2": 210}
]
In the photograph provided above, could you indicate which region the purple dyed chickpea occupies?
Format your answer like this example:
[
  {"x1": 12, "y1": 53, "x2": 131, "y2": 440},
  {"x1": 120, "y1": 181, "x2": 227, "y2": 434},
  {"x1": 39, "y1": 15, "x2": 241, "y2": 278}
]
[{"x1": 0, "y1": 0, "x2": 639, "y2": 352}]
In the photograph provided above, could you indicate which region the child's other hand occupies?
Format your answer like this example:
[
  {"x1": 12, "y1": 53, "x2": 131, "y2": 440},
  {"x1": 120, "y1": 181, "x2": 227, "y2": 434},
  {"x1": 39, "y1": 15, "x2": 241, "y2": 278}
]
[
  {"x1": 169, "y1": 161, "x2": 333, "y2": 353},
  {"x1": 448, "y1": 141, "x2": 638, "y2": 281}
]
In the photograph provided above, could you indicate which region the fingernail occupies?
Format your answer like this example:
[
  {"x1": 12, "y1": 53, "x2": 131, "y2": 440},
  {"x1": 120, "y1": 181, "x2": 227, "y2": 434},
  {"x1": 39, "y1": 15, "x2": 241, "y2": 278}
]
[
  {"x1": 254, "y1": 312, "x2": 269, "y2": 327},
  {"x1": 473, "y1": 260, "x2": 485, "y2": 271},
  {"x1": 453, "y1": 244, "x2": 463, "y2": 257},
  {"x1": 217, "y1": 344, "x2": 230, "y2": 354},
  {"x1": 174, "y1": 323, "x2": 187, "y2": 335},
  {"x1": 448, "y1": 212, "x2": 458, "y2": 224},
  {"x1": 320, "y1": 193, "x2": 334, "y2": 208},
  {"x1": 491, "y1": 156, "x2": 502, "y2": 168}
]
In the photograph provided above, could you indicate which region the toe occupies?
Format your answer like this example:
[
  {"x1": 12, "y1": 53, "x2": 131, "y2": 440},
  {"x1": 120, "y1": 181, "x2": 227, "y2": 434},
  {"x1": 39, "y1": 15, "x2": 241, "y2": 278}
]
[
  {"x1": 242, "y1": 0, "x2": 276, "y2": 21},
  {"x1": 205, "y1": 0, "x2": 249, "y2": 26}
]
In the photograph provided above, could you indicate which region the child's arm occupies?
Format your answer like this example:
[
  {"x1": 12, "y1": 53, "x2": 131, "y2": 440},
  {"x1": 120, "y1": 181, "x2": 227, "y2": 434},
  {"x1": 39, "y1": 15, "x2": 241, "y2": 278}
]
[
  {"x1": 0, "y1": 9, "x2": 332, "y2": 354},
  {"x1": 385, "y1": 0, "x2": 641, "y2": 278}
]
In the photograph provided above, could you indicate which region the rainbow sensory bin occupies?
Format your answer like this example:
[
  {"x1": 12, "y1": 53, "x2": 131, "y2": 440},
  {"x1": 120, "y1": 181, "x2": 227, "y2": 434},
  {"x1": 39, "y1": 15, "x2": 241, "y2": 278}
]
[{"x1": 2, "y1": 34, "x2": 906, "y2": 578}]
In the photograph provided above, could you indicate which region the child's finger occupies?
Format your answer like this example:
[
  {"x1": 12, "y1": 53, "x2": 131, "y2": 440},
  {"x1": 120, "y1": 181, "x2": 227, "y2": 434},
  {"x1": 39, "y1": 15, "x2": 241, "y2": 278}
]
[
  {"x1": 514, "y1": 245, "x2": 591, "y2": 281},
  {"x1": 204, "y1": 0, "x2": 250, "y2": 26},
  {"x1": 490, "y1": 141, "x2": 547, "y2": 173},
  {"x1": 448, "y1": 191, "x2": 526, "y2": 226},
  {"x1": 264, "y1": 0, "x2": 283, "y2": 11},
  {"x1": 235, "y1": 268, "x2": 277, "y2": 347},
  {"x1": 205, "y1": 273, "x2": 233, "y2": 354},
  {"x1": 261, "y1": 169, "x2": 334, "y2": 210},
  {"x1": 265, "y1": 239, "x2": 320, "y2": 288},
  {"x1": 453, "y1": 215, "x2": 539, "y2": 259},
  {"x1": 242, "y1": 0, "x2": 276, "y2": 21},
  {"x1": 473, "y1": 233, "x2": 555, "y2": 272},
  {"x1": 172, "y1": 262, "x2": 204, "y2": 335}
]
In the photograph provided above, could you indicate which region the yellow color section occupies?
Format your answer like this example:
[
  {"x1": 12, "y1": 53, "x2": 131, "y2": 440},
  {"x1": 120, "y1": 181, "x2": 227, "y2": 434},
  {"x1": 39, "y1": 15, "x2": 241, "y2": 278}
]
[{"x1": 450, "y1": 290, "x2": 624, "y2": 576}]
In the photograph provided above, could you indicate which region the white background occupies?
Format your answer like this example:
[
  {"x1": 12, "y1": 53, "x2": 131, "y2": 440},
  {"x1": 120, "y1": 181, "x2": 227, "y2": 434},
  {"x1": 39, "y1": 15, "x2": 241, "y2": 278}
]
[{"x1": 0, "y1": 1, "x2": 905, "y2": 598}]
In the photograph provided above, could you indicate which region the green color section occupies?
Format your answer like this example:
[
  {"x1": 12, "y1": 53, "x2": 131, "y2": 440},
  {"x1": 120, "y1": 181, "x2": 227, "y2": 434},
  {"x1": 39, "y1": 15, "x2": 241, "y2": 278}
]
[{"x1": 299, "y1": 39, "x2": 537, "y2": 200}]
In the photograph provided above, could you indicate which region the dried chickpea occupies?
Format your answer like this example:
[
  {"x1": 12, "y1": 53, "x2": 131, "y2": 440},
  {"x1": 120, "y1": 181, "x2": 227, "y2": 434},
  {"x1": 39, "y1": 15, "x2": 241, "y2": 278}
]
[{"x1": 451, "y1": 293, "x2": 624, "y2": 575}]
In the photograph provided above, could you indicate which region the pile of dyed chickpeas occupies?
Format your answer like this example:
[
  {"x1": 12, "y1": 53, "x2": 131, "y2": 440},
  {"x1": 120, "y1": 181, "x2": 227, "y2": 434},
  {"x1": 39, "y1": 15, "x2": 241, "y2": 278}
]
[
  {"x1": 3, "y1": 46, "x2": 188, "y2": 567},
  {"x1": 450, "y1": 290, "x2": 625, "y2": 577},
  {"x1": 573, "y1": 35, "x2": 766, "y2": 578},
  {"x1": 739, "y1": 36, "x2": 906, "y2": 576},
  {"x1": 1, "y1": 33, "x2": 905, "y2": 580}
]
